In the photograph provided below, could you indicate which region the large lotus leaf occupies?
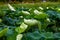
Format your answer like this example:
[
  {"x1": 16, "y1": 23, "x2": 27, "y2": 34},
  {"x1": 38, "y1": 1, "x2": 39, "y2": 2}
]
[
  {"x1": 0, "y1": 19, "x2": 2, "y2": 23},
  {"x1": 41, "y1": 19, "x2": 50, "y2": 31},
  {"x1": 56, "y1": 14, "x2": 60, "y2": 20},
  {"x1": 15, "y1": 23, "x2": 28, "y2": 33},
  {"x1": 8, "y1": 4, "x2": 16, "y2": 11},
  {"x1": 54, "y1": 33, "x2": 60, "y2": 39},
  {"x1": 7, "y1": 32, "x2": 17, "y2": 40},
  {"x1": 21, "y1": 11, "x2": 30, "y2": 15},
  {"x1": 55, "y1": 7, "x2": 60, "y2": 12},
  {"x1": 22, "y1": 31, "x2": 41, "y2": 40},
  {"x1": 38, "y1": 22, "x2": 42, "y2": 32},
  {"x1": 0, "y1": 28, "x2": 8, "y2": 37},
  {"x1": 34, "y1": 10, "x2": 40, "y2": 15},
  {"x1": 24, "y1": 19, "x2": 38, "y2": 26},
  {"x1": 34, "y1": 13, "x2": 48, "y2": 20},
  {"x1": 46, "y1": 10, "x2": 57, "y2": 20},
  {"x1": 41, "y1": 32, "x2": 54, "y2": 39},
  {"x1": 22, "y1": 32, "x2": 60, "y2": 40},
  {"x1": 3, "y1": 17, "x2": 15, "y2": 25},
  {"x1": 16, "y1": 34, "x2": 23, "y2": 40},
  {"x1": 6, "y1": 28, "x2": 14, "y2": 36},
  {"x1": 0, "y1": 10, "x2": 6, "y2": 17},
  {"x1": 19, "y1": 8, "x2": 29, "y2": 11}
]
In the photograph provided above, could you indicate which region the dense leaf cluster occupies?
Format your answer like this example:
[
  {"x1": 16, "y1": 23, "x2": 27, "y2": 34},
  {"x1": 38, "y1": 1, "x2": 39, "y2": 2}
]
[{"x1": 0, "y1": 5, "x2": 60, "y2": 40}]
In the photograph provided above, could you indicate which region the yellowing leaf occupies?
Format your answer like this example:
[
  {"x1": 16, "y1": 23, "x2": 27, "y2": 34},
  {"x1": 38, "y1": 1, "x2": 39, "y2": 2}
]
[
  {"x1": 15, "y1": 23, "x2": 28, "y2": 33},
  {"x1": 0, "y1": 28, "x2": 8, "y2": 37},
  {"x1": 16, "y1": 34, "x2": 23, "y2": 40},
  {"x1": 24, "y1": 19, "x2": 38, "y2": 26}
]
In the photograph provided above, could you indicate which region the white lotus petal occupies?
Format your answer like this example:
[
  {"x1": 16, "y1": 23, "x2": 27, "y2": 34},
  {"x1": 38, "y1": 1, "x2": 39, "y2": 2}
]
[{"x1": 8, "y1": 4, "x2": 16, "y2": 11}]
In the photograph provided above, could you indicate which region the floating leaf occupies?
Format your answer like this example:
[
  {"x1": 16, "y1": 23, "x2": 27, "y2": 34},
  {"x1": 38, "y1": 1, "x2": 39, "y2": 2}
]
[
  {"x1": 15, "y1": 23, "x2": 28, "y2": 33},
  {"x1": 34, "y1": 13, "x2": 48, "y2": 20},
  {"x1": 24, "y1": 19, "x2": 38, "y2": 26},
  {"x1": 16, "y1": 34, "x2": 23, "y2": 40},
  {"x1": 0, "y1": 28, "x2": 8, "y2": 37},
  {"x1": 8, "y1": 4, "x2": 16, "y2": 11}
]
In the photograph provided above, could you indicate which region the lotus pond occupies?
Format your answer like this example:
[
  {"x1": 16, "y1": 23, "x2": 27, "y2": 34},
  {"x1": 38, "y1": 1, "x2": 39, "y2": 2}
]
[{"x1": 0, "y1": 4, "x2": 60, "y2": 40}]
